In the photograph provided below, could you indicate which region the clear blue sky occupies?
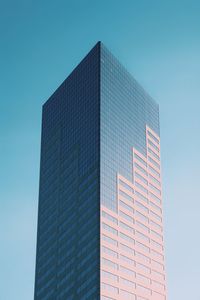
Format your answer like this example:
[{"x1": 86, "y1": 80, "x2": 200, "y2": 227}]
[{"x1": 1, "y1": 0, "x2": 200, "y2": 299}]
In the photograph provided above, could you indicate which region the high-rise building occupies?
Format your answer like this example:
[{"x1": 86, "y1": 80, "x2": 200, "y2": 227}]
[{"x1": 34, "y1": 42, "x2": 167, "y2": 300}]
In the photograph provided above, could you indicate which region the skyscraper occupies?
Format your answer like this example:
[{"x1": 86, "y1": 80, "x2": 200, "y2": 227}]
[{"x1": 34, "y1": 42, "x2": 167, "y2": 300}]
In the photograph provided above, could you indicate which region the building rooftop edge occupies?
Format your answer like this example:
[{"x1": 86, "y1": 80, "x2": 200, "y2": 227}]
[{"x1": 42, "y1": 41, "x2": 159, "y2": 110}]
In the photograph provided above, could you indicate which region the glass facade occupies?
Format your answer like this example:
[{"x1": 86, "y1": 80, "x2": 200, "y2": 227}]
[
  {"x1": 100, "y1": 44, "x2": 160, "y2": 212},
  {"x1": 35, "y1": 42, "x2": 166, "y2": 300},
  {"x1": 34, "y1": 43, "x2": 101, "y2": 300}
]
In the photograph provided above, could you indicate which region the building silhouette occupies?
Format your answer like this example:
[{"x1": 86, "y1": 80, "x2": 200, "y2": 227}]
[{"x1": 34, "y1": 42, "x2": 167, "y2": 300}]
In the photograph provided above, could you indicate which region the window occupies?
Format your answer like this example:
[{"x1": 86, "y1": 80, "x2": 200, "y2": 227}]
[
  {"x1": 101, "y1": 283, "x2": 119, "y2": 294},
  {"x1": 102, "y1": 246, "x2": 118, "y2": 258},
  {"x1": 102, "y1": 211, "x2": 118, "y2": 225},
  {"x1": 135, "y1": 200, "x2": 149, "y2": 214},
  {"x1": 137, "y1": 284, "x2": 151, "y2": 295},
  {"x1": 136, "y1": 241, "x2": 150, "y2": 253},
  {"x1": 135, "y1": 191, "x2": 148, "y2": 203},
  {"x1": 120, "y1": 254, "x2": 135, "y2": 265},
  {"x1": 102, "y1": 258, "x2": 118, "y2": 270},
  {"x1": 136, "y1": 252, "x2": 150, "y2": 264},
  {"x1": 152, "y1": 291, "x2": 165, "y2": 300},
  {"x1": 135, "y1": 163, "x2": 148, "y2": 176},
  {"x1": 136, "y1": 220, "x2": 149, "y2": 233},
  {"x1": 135, "y1": 172, "x2": 148, "y2": 185},
  {"x1": 149, "y1": 192, "x2": 161, "y2": 205},
  {"x1": 120, "y1": 243, "x2": 135, "y2": 255},
  {"x1": 119, "y1": 190, "x2": 133, "y2": 202},
  {"x1": 119, "y1": 200, "x2": 133, "y2": 213},
  {"x1": 147, "y1": 130, "x2": 159, "y2": 144},
  {"x1": 150, "y1": 220, "x2": 162, "y2": 232},
  {"x1": 119, "y1": 210, "x2": 133, "y2": 223},
  {"x1": 149, "y1": 183, "x2": 161, "y2": 195},
  {"x1": 119, "y1": 179, "x2": 133, "y2": 193},
  {"x1": 148, "y1": 156, "x2": 160, "y2": 169},
  {"x1": 120, "y1": 290, "x2": 136, "y2": 300},
  {"x1": 148, "y1": 165, "x2": 160, "y2": 178},
  {"x1": 148, "y1": 139, "x2": 159, "y2": 152},
  {"x1": 102, "y1": 234, "x2": 118, "y2": 247},
  {"x1": 152, "y1": 280, "x2": 165, "y2": 290},
  {"x1": 102, "y1": 223, "x2": 118, "y2": 236},
  {"x1": 102, "y1": 270, "x2": 118, "y2": 282},
  {"x1": 150, "y1": 210, "x2": 162, "y2": 222},
  {"x1": 120, "y1": 277, "x2": 136, "y2": 288},
  {"x1": 135, "y1": 210, "x2": 149, "y2": 223},
  {"x1": 135, "y1": 182, "x2": 148, "y2": 194},
  {"x1": 151, "y1": 269, "x2": 165, "y2": 280},
  {"x1": 148, "y1": 147, "x2": 160, "y2": 160},
  {"x1": 149, "y1": 201, "x2": 162, "y2": 213},
  {"x1": 151, "y1": 229, "x2": 163, "y2": 241},
  {"x1": 120, "y1": 265, "x2": 136, "y2": 277},
  {"x1": 120, "y1": 232, "x2": 135, "y2": 244},
  {"x1": 134, "y1": 153, "x2": 147, "y2": 167},
  {"x1": 136, "y1": 231, "x2": 150, "y2": 243},
  {"x1": 151, "y1": 249, "x2": 164, "y2": 260},
  {"x1": 137, "y1": 262, "x2": 151, "y2": 274},
  {"x1": 149, "y1": 174, "x2": 160, "y2": 186},
  {"x1": 151, "y1": 239, "x2": 163, "y2": 251},
  {"x1": 119, "y1": 221, "x2": 134, "y2": 233},
  {"x1": 152, "y1": 259, "x2": 164, "y2": 271}
]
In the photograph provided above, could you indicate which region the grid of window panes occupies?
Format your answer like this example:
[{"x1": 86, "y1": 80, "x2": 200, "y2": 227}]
[
  {"x1": 34, "y1": 43, "x2": 101, "y2": 300},
  {"x1": 100, "y1": 128, "x2": 166, "y2": 300},
  {"x1": 100, "y1": 43, "x2": 160, "y2": 212}
]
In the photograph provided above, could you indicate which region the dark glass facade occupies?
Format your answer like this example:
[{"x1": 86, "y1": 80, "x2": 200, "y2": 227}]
[
  {"x1": 34, "y1": 43, "x2": 100, "y2": 300},
  {"x1": 35, "y1": 42, "x2": 161, "y2": 299}
]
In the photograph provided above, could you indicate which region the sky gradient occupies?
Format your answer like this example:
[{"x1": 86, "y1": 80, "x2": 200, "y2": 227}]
[{"x1": 1, "y1": 0, "x2": 200, "y2": 299}]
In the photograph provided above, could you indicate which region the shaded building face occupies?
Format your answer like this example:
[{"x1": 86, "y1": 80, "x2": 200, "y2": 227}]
[{"x1": 34, "y1": 42, "x2": 167, "y2": 300}]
